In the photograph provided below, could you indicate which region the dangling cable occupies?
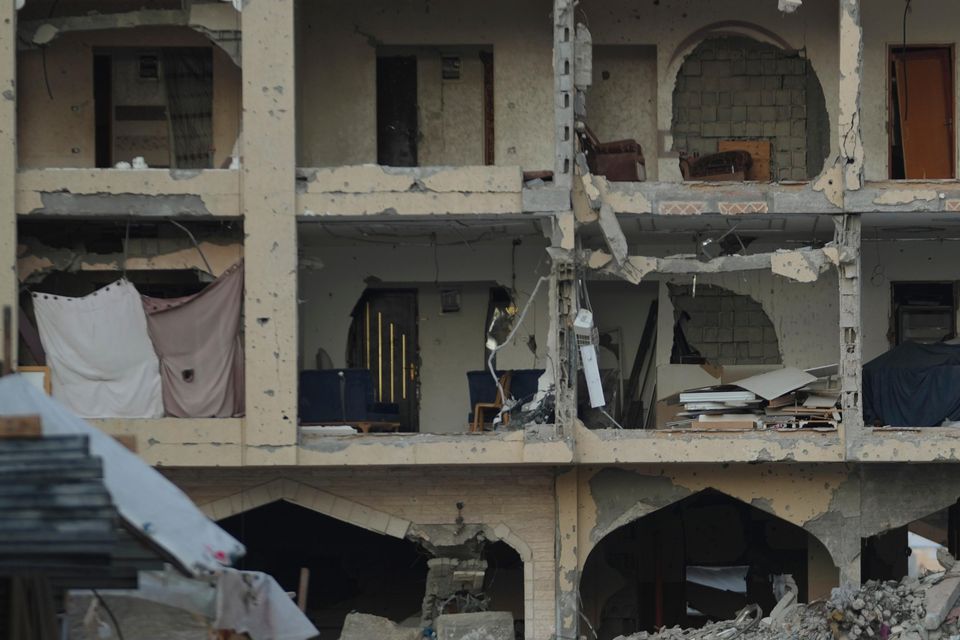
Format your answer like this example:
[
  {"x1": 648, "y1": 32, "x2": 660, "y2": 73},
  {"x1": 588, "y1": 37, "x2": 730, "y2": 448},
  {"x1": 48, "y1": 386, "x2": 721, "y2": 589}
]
[{"x1": 122, "y1": 220, "x2": 130, "y2": 279}]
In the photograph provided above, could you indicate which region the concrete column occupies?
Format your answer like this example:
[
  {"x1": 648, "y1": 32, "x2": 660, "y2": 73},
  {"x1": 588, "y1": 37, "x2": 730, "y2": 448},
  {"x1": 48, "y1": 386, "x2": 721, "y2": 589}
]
[
  {"x1": 553, "y1": 0, "x2": 575, "y2": 189},
  {"x1": 555, "y1": 467, "x2": 579, "y2": 640},
  {"x1": 549, "y1": 250, "x2": 577, "y2": 436},
  {"x1": 836, "y1": 214, "x2": 862, "y2": 458},
  {"x1": 241, "y1": 0, "x2": 298, "y2": 465},
  {"x1": 839, "y1": 0, "x2": 864, "y2": 191},
  {"x1": 0, "y1": 3, "x2": 17, "y2": 368}
]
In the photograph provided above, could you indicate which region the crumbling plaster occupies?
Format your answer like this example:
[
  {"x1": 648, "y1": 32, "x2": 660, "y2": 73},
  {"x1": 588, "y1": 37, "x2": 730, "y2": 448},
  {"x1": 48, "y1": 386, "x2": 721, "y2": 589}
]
[
  {"x1": 573, "y1": 420, "x2": 844, "y2": 464},
  {"x1": 16, "y1": 169, "x2": 242, "y2": 217},
  {"x1": 17, "y1": 27, "x2": 241, "y2": 170},
  {"x1": 861, "y1": 0, "x2": 960, "y2": 182},
  {"x1": 581, "y1": 0, "x2": 840, "y2": 183},
  {"x1": 295, "y1": 0, "x2": 554, "y2": 172},
  {"x1": 296, "y1": 165, "x2": 526, "y2": 216}
]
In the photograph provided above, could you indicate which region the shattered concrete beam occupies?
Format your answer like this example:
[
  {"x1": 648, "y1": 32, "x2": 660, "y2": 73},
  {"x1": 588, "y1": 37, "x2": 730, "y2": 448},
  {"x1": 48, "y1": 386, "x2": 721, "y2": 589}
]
[{"x1": 586, "y1": 246, "x2": 839, "y2": 284}]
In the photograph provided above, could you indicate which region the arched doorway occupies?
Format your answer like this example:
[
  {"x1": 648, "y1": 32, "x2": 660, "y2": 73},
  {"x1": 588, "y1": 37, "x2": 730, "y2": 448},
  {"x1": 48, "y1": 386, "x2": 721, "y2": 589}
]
[{"x1": 580, "y1": 489, "x2": 837, "y2": 639}]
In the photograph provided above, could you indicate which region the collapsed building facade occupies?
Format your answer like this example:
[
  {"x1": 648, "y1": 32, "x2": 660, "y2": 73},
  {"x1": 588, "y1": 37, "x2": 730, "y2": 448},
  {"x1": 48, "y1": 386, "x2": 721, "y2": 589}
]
[{"x1": 6, "y1": 0, "x2": 960, "y2": 637}]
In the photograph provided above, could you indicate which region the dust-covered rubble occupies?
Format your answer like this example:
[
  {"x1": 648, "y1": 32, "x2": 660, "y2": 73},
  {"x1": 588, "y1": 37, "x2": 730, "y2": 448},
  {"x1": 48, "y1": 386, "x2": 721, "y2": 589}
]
[{"x1": 614, "y1": 573, "x2": 960, "y2": 640}]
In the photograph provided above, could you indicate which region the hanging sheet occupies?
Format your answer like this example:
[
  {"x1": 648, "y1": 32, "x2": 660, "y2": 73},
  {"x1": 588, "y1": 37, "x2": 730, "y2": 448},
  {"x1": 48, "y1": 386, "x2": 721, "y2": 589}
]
[
  {"x1": 141, "y1": 262, "x2": 245, "y2": 418},
  {"x1": 32, "y1": 280, "x2": 164, "y2": 418}
]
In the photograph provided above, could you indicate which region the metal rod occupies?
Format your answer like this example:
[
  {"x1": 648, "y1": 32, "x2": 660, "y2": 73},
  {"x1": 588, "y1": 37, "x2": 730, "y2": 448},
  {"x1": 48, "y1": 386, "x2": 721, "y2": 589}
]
[{"x1": 402, "y1": 333, "x2": 407, "y2": 400}]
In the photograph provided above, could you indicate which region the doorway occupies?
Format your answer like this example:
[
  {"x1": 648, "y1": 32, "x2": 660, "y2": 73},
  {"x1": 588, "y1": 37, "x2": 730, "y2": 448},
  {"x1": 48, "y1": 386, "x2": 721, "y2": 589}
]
[
  {"x1": 889, "y1": 46, "x2": 955, "y2": 179},
  {"x1": 377, "y1": 56, "x2": 419, "y2": 167},
  {"x1": 348, "y1": 289, "x2": 420, "y2": 431}
]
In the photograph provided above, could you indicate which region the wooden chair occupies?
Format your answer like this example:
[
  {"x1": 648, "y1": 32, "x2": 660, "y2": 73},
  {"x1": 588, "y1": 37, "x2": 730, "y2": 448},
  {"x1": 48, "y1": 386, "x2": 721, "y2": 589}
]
[{"x1": 471, "y1": 372, "x2": 512, "y2": 432}]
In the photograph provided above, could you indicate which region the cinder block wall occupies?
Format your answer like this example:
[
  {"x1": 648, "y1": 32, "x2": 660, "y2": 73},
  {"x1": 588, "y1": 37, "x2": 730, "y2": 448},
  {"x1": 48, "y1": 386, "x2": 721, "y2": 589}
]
[
  {"x1": 671, "y1": 36, "x2": 825, "y2": 181},
  {"x1": 669, "y1": 284, "x2": 781, "y2": 365}
]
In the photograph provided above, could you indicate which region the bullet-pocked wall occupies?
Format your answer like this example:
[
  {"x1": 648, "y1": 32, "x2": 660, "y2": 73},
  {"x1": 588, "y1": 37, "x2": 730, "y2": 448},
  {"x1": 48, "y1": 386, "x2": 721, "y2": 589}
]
[
  {"x1": 862, "y1": 0, "x2": 960, "y2": 181},
  {"x1": 580, "y1": 0, "x2": 840, "y2": 181},
  {"x1": 17, "y1": 26, "x2": 241, "y2": 169},
  {"x1": 297, "y1": 225, "x2": 552, "y2": 434},
  {"x1": 295, "y1": 0, "x2": 554, "y2": 170}
]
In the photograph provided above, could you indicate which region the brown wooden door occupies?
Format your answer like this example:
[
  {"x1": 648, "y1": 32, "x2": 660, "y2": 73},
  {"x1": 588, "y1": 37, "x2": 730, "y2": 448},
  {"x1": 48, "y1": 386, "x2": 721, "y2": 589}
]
[
  {"x1": 893, "y1": 48, "x2": 955, "y2": 179},
  {"x1": 348, "y1": 290, "x2": 419, "y2": 432}
]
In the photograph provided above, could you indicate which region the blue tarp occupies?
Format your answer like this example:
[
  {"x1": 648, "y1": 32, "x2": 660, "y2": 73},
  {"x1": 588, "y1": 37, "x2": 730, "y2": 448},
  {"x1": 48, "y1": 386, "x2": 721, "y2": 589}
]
[{"x1": 863, "y1": 342, "x2": 960, "y2": 427}]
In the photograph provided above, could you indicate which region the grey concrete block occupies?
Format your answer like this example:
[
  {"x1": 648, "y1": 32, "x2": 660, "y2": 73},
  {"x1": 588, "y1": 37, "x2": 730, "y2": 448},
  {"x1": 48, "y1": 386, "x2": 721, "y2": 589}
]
[
  {"x1": 702, "y1": 60, "x2": 731, "y2": 77},
  {"x1": 733, "y1": 327, "x2": 752, "y2": 342},
  {"x1": 776, "y1": 106, "x2": 791, "y2": 120},
  {"x1": 791, "y1": 167, "x2": 807, "y2": 181},
  {"x1": 775, "y1": 121, "x2": 792, "y2": 137},
  {"x1": 702, "y1": 327, "x2": 719, "y2": 342},
  {"x1": 762, "y1": 76, "x2": 782, "y2": 90},
  {"x1": 783, "y1": 74, "x2": 805, "y2": 89},
  {"x1": 701, "y1": 106, "x2": 717, "y2": 122},
  {"x1": 731, "y1": 105, "x2": 747, "y2": 122},
  {"x1": 682, "y1": 60, "x2": 702, "y2": 76},
  {"x1": 762, "y1": 60, "x2": 777, "y2": 75},
  {"x1": 777, "y1": 151, "x2": 791, "y2": 169},
  {"x1": 792, "y1": 120, "x2": 806, "y2": 137},
  {"x1": 748, "y1": 76, "x2": 764, "y2": 90},
  {"x1": 731, "y1": 123, "x2": 747, "y2": 136},
  {"x1": 764, "y1": 342, "x2": 782, "y2": 359},
  {"x1": 745, "y1": 59, "x2": 762, "y2": 75},
  {"x1": 792, "y1": 151, "x2": 806, "y2": 168},
  {"x1": 791, "y1": 105, "x2": 806, "y2": 119},
  {"x1": 745, "y1": 122, "x2": 762, "y2": 137},
  {"x1": 716, "y1": 327, "x2": 734, "y2": 343},
  {"x1": 731, "y1": 60, "x2": 746, "y2": 75},
  {"x1": 717, "y1": 106, "x2": 732, "y2": 122},
  {"x1": 748, "y1": 327, "x2": 764, "y2": 342},
  {"x1": 737, "y1": 343, "x2": 751, "y2": 358},
  {"x1": 759, "y1": 106, "x2": 777, "y2": 121},
  {"x1": 763, "y1": 121, "x2": 777, "y2": 137},
  {"x1": 341, "y1": 614, "x2": 419, "y2": 640},
  {"x1": 718, "y1": 91, "x2": 731, "y2": 106},
  {"x1": 763, "y1": 327, "x2": 778, "y2": 343},
  {"x1": 702, "y1": 92, "x2": 718, "y2": 106},
  {"x1": 720, "y1": 343, "x2": 737, "y2": 358},
  {"x1": 727, "y1": 76, "x2": 751, "y2": 92},
  {"x1": 776, "y1": 89, "x2": 792, "y2": 106},
  {"x1": 435, "y1": 612, "x2": 514, "y2": 640},
  {"x1": 719, "y1": 311, "x2": 734, "y2": 327},
  {"x1": 761, "y1": 91, "x2": 776, "y2": 107},
  {"x1": 791, "y1": 90, "x2": 805, "y2": 105},
  {"x1": 749, "y1": 342, "x2": 765, "y2": 358}
]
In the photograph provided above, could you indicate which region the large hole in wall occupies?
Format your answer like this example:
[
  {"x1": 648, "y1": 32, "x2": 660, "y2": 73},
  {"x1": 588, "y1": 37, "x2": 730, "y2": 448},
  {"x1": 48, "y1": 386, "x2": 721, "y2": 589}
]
[
  {"x1": 580, "y1": 489, "x2": 837, "y2": 639},
  {"x1": 671, "y1": 36, "x2": 830, "y2": 182},
  {"x1": 668, "y1": 283, "x2": 782, "y2": 367},
  {"x1": 219, "y1": 501, "x2": 525, "y2": 639}
]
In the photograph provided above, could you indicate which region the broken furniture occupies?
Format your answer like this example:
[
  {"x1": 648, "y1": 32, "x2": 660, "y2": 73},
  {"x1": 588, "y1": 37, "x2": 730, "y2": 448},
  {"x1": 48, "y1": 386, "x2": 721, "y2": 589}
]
[
  {"x1": 863, "y1": 342, "x2": 960, "y2": 427},
  {"x1": 577, "y1": 124, "x2": 646, "y2": 181},
  {"x1": 299, "y1": 369, "x2": 401, "y2": 431},
  {"x1": 467, "y1": 369, "x2": 547, "y2": 432},
  {"x1": 679, "y1": 150, "x2": 753, "y2": 182}
]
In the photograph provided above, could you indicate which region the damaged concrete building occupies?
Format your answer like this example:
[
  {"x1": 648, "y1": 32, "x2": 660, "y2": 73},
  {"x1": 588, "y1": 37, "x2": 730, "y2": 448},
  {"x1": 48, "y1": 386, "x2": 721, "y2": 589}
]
[{"x1": 8, "y1": 0, "x2": 960, "y2": 638}]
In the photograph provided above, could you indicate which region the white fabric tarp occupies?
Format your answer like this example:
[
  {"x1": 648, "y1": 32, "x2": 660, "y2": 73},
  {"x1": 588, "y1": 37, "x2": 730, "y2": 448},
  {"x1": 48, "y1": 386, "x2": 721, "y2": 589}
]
[
  {"x1": 215, "y1": 570, "x2": 320, "y2": 640},
  {"x1": 0, "y1": 375, "x2": 244, "y2": 574},
  {"x1": 32, "y1": 280, "x2": 164, "y2": 418}
]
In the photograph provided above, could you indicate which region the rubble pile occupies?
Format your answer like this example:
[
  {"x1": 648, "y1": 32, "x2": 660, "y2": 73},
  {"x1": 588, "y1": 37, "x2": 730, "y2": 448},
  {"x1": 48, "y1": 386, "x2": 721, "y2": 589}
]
[{"x1": 613, "y1": 574, "x2": 959, "y2": 640}]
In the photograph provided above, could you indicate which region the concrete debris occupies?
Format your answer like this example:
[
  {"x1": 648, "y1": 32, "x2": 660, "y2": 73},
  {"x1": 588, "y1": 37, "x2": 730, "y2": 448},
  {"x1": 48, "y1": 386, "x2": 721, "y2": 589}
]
[
  {"x1": 613, "y1": 574, "x2": 960, "y2": 640},
  {"x1": 778, "y1": 0, "x2": 802, "y2": 13},
  {"x1": 339, "y1": 613, "x2": 419, "y2": 640},
  {"x1": 587, "y1": 245, "x2": 838, "y2": 284},
  {"x1": 435, "y1": 611, "x2": 515, "y2": 640}
]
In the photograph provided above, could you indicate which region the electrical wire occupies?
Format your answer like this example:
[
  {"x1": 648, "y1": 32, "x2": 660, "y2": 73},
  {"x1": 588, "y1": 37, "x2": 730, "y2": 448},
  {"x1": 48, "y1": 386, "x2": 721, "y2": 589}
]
[
  {"x1": 487, "y1": 276, "x2": 549, "y2": 409},
  {"x1": 91, "y1": 590, "x2": 126, "y2": 640},
  {"x1": 169, "y1": 220, "x2": 214, "y2": 275}
]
